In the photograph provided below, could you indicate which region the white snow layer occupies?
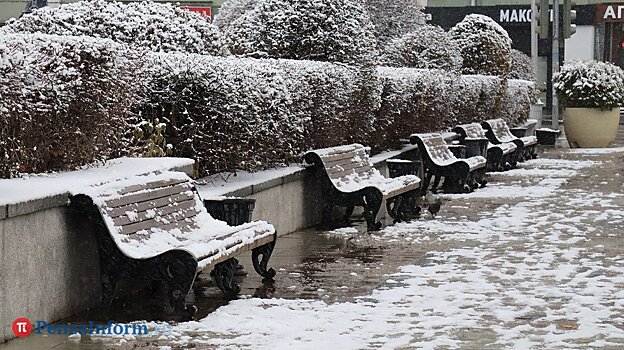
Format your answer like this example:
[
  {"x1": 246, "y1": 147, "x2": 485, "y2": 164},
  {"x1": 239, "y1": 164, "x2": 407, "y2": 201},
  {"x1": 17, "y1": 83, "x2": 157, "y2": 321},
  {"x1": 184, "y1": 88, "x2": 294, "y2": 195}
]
[{"x1": 0, "y1": 157, "x2": 194, "y2": 205}]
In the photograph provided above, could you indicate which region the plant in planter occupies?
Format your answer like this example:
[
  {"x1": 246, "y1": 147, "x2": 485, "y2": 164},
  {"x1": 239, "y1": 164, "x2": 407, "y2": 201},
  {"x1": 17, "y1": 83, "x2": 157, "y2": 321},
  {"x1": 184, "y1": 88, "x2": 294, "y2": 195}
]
[{"x1": 553, "y1": 60, "x2": 624, "y2": 148}]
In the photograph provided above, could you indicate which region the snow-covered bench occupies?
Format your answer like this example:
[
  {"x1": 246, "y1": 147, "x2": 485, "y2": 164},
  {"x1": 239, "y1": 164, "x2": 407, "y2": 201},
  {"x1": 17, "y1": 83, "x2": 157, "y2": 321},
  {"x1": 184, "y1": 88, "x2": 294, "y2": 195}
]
[
  {"x1": 482, "y1": 119, "x2": 538, "y2": 161},
  {"x1": 69, "y1": 171, "x2": 277, "y2": 319},
  {"x1": 303, "y1": 144, "x2": 421, "y2": 231},
  {"x1": 453, "y1": 123, "x2": 518, "y2": 171},
  {"x1": 410, "y1": 133, "x2": 487, "y2": 193}
]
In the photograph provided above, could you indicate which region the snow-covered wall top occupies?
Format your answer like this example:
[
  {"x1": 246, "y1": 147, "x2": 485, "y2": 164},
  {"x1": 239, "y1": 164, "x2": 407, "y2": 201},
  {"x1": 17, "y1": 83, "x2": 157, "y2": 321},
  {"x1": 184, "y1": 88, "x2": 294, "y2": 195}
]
[{"x1": 0, "y1": 157, "x2": 194, "y2": 207}]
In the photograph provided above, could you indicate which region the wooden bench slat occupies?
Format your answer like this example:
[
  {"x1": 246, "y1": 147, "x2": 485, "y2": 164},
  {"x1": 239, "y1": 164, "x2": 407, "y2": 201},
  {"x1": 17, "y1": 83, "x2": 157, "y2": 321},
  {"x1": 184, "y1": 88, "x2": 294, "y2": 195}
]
[
  {"x1": 318, "y1": 149, "x2": 361, "y2": 162},
  {"x1": 326, "y1": 161, "x2": 371, "y2": 175},
  {"x1": 112, "y1": 198, "x2": 197, "y2": 226},
  {"x1": 117, "y1": 178, "x2": 189, "y2": 196},
  {"x1": 322, "y1": 150, "x2": 369, "y2": 166},
  {"x1": 105, "y1": 183, "x2": 192, "y2": 208},
  {"x1": 120, "y1": 206, "x2": 200, "y2": 235},
  {"x1": 106, "y1": 192, "x2": 195, "y2": 218},
  {"x1": 329, "y1": 166, "x2": 373, "y2": 180}
]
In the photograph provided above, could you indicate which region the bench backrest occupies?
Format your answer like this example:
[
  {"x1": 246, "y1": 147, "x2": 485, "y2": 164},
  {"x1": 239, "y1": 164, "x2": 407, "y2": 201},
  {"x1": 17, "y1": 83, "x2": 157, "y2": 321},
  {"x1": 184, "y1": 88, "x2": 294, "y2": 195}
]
[
  {"x1": 97, "y1": 175, "x2": 201, "y2": 237},
  {"x1": 412, "y1": 133, "x2": 457, "y2": 166},
  {"x1": 304, "y1": 144, "x2": 376, "y2": 190},
  {"x1": 484, "y1": 118, "x2": 516, "y2": 143},
  {"x1": 455, "y1": 123, "x2": 487, "y2": 139}
]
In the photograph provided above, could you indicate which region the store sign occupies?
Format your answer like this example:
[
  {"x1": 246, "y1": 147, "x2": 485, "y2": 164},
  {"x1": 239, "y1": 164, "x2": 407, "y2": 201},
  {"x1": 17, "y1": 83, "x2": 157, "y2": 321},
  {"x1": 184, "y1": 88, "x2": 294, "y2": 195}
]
[
  {"x1": 499, "y1": 8, "x2": 533, "y2": 23},
  {"x1": 596, "y1": 4, "x2": 624, "y2": 22},
  {"x1": 182, "y1": 6, "x2": 212, "y2": 19}
]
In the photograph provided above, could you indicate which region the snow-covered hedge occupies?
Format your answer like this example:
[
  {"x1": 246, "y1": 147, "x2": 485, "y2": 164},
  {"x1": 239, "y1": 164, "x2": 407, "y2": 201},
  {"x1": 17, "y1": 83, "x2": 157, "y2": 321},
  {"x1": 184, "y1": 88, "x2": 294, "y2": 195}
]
[
  {"x1": 0, "y1": 34, "x2": 144, "y2": 178},
  {"x1": 223, "y1": 0, "x2": 378, "y2": 64},
  {"x1": 381, "y1": 26, "x2": 462, "y2": 71},
  {"x1": 509, "y1": 49, "x2": 534, "y2": 81},
  {"x1": 277, "y1": 62, "x2": 382, "y2": 149},
  {"x1": 213, "y1": 0, "x2": 256, "y2": 32},
  {"x1": 449, "y1": 14, "x2": 512, "y2": 76},
  {"x1": 361, "y1": 0, "x2": 425, "y2": 44},
  {"x1": 139, "y1": 54, "x2": 381, "y2": 176},
  {"x1": 2, "y1": 0, "x2": 227, "y2": 55},
  {"x1": 553, "y1": 60, "x2": 624, "y2": 110},
  {"x1": 1, "y1": 36, "x2": 533, "y2": 178},
  {"x1": 375, "y1": 67, "x2": 532, "y2": 149}
]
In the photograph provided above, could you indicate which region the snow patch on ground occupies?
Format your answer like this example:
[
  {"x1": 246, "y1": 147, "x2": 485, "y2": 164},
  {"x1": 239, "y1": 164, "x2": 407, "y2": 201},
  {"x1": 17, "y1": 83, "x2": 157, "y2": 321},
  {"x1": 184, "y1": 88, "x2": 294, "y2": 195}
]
[
  {"x1": 567, "y1": 147, "x2": 624, "y2": 154},
  {"x1": 328, "y1": 227, "x2": 359, "y2": 235}
]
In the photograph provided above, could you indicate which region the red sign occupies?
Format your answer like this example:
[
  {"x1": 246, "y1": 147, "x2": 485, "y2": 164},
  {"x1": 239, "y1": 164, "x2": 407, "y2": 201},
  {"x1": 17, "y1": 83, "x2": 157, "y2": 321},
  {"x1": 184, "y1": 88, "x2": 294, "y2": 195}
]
[
  {"x1": 12, "y1": 318, "x2": 32, "y2": 338},
  {"x1": 183, "y1": 6, "x2": 212, "y2": 19}
]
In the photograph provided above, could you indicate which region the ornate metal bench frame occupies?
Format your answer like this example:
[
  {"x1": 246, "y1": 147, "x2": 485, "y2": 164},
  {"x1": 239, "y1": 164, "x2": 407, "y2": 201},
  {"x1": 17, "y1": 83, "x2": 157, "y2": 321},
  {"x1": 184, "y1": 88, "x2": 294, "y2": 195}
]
[
  {"x1": 410, "y1": 133, "x2": 487, "y2": 194},
  {"x1": 304, "y1": 145, "x2": 421, "y2": 231},
  {"x1": 482, "y1": 119, "x2": 538, "y2": 162},
  {"x1": 69, "y1": 175, "x2": 277, "y2": 320},
  {"x1": 453, "y1": 123, "x2": 518, "y2": 171}
]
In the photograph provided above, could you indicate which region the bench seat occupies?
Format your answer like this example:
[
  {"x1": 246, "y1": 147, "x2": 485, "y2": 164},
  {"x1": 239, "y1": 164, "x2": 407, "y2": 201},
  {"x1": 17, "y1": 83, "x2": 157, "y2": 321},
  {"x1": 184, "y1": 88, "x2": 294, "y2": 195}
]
[
  {"x1": 332, "y1": 169, "x2": 421, "y2": 199},
  {"x1": 520, "y1": 135, "x2": 539, "y2": 147},
  {"x1": 70, "y1": 170, "x2": 277, "y2": 318},
  {"x1": 487, "y1": 141, "x2": 517, "y2": 154},
  {"x1": 304, "y1": 144, "x2": 421, "y2": 230}
]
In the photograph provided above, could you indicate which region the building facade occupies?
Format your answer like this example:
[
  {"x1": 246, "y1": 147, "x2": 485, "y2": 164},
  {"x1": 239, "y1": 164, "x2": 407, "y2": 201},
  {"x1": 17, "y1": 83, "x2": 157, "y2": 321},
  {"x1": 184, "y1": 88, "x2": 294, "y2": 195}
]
[
  {"x1": 426, "y1": 1, "x2": 624, "y2": 70},
  {"x1": 426, "y1": 1, "x2": 624, "y2": 112}
]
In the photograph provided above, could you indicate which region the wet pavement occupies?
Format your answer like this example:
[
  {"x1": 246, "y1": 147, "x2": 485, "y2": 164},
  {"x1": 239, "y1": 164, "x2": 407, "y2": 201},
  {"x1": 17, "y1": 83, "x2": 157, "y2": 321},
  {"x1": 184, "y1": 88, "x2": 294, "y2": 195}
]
[{"x1": 2, "y1": 138, "x2": 624, "y2": 349}]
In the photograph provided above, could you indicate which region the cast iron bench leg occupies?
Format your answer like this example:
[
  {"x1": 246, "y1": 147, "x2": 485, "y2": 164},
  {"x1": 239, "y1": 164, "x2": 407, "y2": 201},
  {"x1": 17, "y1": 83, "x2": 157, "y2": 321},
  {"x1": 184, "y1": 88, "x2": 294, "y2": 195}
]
[
  {"x1": 431, "y1": 175, "x2": 441, "y2": 193},
  {"x1": 386, "y1": 196, "x2": 404, "y2": 223},
  {"x1": 252, "y1": 236, "x2": 277, "y2": 281},
  {"x1": 163, "y1": 250, "x2": 198, "y2": 319},
  {"x1": 212, "y1": 258, "x2": 241, "y2": 298},
  {"x1": 344, "y1": 206, "x2": 355, "y2": 221},
  {"x1": 363, "y1": 189, "x2": 382, "y2": 231}
]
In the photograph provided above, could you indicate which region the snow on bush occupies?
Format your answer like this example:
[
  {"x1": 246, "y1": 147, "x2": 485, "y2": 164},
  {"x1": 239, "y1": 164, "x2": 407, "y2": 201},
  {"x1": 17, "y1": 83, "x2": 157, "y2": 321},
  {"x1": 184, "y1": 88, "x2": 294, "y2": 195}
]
[
  {"x1": 375, "y1": 67, "x2": 533, "y2": 149},
  {"x1": 361, "y1": 0, "x2": 426, "y2": 45},
  {"x1": 213, "y1": 0, "x2": 256, "y2": 32},
  {"x1": 502, "y1": 79, "x2": 535, "y2": 124},
  {"x1": 0, "y1": 34, "x2": 144, "y2": 178},
  {"x1": 0, "y1": 34, "x2": 533, "y2": 178},
  {"x1": 2, "y1": 0, "x2": 227, "y2": 55},
  {"x1": 224, "y1": 0, "x2": 378, "y2": 64},
  {"x1": 381, "y1": 25, "x2": 462, "y2": 71},
  {"x1": 509, "y1": 49, "x2": 534, "y2": 81},
  {"x1": 449, "y1": 14, "x2": 512, "y2": 76},
  {"x1": 140, "y1": 54, "x2": 297, "y2": 176},
  {"x1": 375, "y1": 67, "x2": 456, "y2": 149},
  {"x1": 139, "y1": 54, "x2": 382, "y2": 176},
  {"x1": 279, "y1": 62, "x2": 382, "y2": 149},
  {"x1": 553, "y1": 60, "x2": 624, "y2": 110}
]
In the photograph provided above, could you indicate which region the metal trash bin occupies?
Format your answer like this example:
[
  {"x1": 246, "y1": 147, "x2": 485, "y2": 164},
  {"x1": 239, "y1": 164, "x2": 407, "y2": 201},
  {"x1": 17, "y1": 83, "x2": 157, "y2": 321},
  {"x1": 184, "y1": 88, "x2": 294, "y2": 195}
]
[{"x1": 203, "y1": 198, "x2": 256, "y2": 226}]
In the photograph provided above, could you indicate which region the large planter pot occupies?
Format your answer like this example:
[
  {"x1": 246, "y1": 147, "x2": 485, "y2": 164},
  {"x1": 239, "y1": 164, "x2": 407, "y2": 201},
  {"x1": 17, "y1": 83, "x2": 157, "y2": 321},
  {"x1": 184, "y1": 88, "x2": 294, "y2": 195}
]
[{"x1": 563, "y1": 107, "x2": 621, "y2": 148}]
